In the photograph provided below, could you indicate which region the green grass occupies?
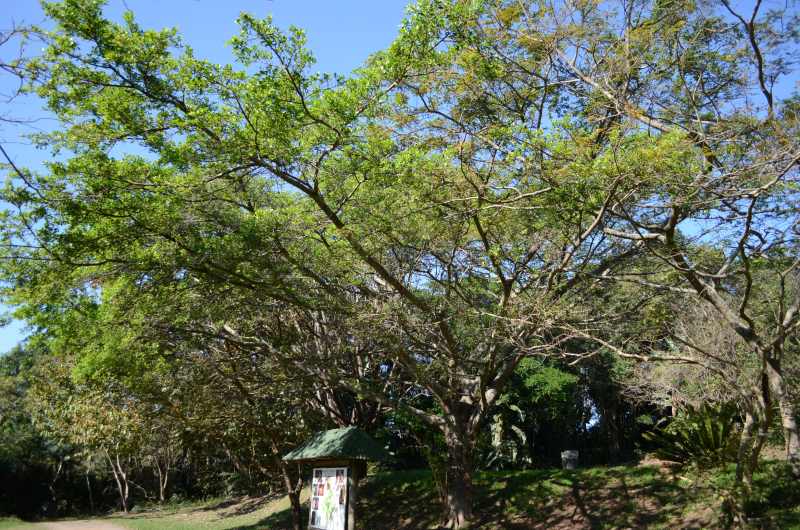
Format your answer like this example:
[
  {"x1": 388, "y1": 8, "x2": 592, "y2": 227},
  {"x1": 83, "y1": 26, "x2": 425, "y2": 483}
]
[
  {"x1": 356, "y1": 461, "x2": 800, "y2": 529},
  {"x1": 702, "y1": 462, "x2": 800, "y2": 529},
  {"x1": 109, "y1": 490, "x2": 307, "y2": 530},
  {"x1": 13, "y1": 461, "x2": 800, "y2": 529},
  {"x1": 358, "y1": 465, "x2": 694, "y2": 529},
  {"x1": 0, "y1": 518, "x2": 34, "y2": 529}
]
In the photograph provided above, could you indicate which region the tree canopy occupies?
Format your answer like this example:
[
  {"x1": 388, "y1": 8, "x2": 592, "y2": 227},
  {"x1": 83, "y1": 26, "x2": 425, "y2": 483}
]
[{"x1": 1, "y1": 0, "x2": 798, "y2": 527}]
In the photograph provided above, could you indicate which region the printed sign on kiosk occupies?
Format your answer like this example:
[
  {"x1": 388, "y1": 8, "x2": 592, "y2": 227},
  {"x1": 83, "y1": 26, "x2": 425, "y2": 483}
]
[{"x1": 309, "y1": 467, "x2": 348, "y2": 530}]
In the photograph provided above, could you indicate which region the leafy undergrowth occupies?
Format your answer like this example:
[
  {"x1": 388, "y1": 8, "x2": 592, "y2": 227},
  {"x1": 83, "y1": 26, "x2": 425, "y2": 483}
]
[{"x1": 17, "y1": 461, "x2": 800, "y2": 529}]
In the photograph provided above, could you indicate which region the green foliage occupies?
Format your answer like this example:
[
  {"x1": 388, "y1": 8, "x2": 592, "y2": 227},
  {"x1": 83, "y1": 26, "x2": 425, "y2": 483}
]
[
  {"x1": 512, "y1": 359, "x2": 579, "y2": 408},
  {"x1": 2, "y1": 0, "x2": 800, "y2": 523},
  {"x1": 0, "y1": 345, "x2": 78, "y2": 518},
  {"x1": 481, "y1": 359, "x2": 579, "y2": 469},
  {"x1": 643, "y1": 403, "x2": 740, "y2": 468}
]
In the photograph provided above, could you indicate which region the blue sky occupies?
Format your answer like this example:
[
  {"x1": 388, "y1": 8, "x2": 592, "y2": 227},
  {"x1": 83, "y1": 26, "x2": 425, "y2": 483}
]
[{"x1": 0, "y1": 0, "x2": 412, "y2": 353}]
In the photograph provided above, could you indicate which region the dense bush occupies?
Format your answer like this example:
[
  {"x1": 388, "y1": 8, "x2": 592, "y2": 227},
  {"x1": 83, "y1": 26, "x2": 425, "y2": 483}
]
[{"x1": 643, "y1": 404, "x2": 740, "y2": 467}]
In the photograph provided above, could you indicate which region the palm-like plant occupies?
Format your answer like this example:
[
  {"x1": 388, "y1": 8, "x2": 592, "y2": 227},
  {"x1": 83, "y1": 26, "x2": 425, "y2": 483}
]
[{"x1": 643, "y1": 404, "x2": 740, "y2": 467}]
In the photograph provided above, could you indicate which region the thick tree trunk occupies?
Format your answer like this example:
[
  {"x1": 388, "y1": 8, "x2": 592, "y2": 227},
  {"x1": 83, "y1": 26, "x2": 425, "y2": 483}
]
[
  {"x1": 778, "y1": 400, "x2": 800, "y2": 475},
  {"x1": 443, "y1": 425, "x2": 474, "y2": 529},
  {"x1": 766, "y1": 358, "x2": 800, "y2": 476},
  {"x1": 749, "y1": 375, "x2": 773, "y2": 481},
  {"x1": 730, "y1": 406, "x2": 763, "y2": 527},
  {"x1": 749, "y1": 413, "x2": 771, "y2": 484},
  {"x1": 276, "y1": 452, "x2": 303, "y2": 530},
  {"x1": 288, "y1": 489, "x2": 302, "y2": 530},
  {"x1": 737, "y1": 377, "x2": 772, "y2": 489}
]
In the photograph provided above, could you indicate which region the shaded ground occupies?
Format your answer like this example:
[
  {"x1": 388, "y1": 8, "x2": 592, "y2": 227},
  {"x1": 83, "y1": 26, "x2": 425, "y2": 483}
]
[
  {"x1": 359, "y1": 464, "x2": 706, "y2": 530},
  {"x1": 1, "y1": 493, "x2": 304, "y2": 530},
  {"x1": 9, "y1": 460, "x2": 800, "y2": 529},
  {"x1": 145, "y1": 460, "x2": 799, "y2": 529},
  {"x1": 110, "y1": 490, "x2": 309, "y2": 530},
  {"x1": 0, "y1": 521, "x2": 126, "y2": 530},
  {"x1": 356, "y1": 460, "x2": 800, "y2": 529}
]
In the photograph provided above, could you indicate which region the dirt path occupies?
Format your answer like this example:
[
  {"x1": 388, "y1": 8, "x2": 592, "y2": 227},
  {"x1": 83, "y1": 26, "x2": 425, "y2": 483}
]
[{"x1": 35, "y1": 521, "x2": 127, "y2": 530}]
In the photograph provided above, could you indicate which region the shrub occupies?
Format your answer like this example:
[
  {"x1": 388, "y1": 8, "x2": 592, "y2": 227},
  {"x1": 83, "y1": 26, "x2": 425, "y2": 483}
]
[{"x1": 642, "y1": 403, "x2": 739, "y2": 467}]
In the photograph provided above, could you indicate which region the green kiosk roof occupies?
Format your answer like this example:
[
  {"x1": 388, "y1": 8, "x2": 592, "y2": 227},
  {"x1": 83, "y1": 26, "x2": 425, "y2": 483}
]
[{"x1": 283, "y1": 426, "x2": 390, "y2": 463}]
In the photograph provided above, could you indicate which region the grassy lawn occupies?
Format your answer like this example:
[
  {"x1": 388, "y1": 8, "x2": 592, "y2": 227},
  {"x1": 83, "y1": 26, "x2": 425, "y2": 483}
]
[
  {"x1": 0, "y1": 518, "x2": 34, "y2": 530},
  {"x1": 339, "y1": 461, "x2": 800, "y2": 529},
  {"x1": 9, "y1": 461, "x2": 800, "y2": 529},
  {"x1": 107, "y1": 490, "x2": 309, "y2": 530},
  {"x1": 359, "y1": 464, "x2": 701, "y2": 529}
]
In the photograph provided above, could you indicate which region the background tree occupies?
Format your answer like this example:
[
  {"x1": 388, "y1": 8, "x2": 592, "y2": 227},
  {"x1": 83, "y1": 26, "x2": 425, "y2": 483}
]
[
  {"x1": 1, "y1": 2, "x2": 631, "y2": 525},
  {"x1": 0, "y1": 345, "x2": 72, "y2": 517},
  {"x1": 527, "y1": 0, "x2": 800, "y2": 477}
]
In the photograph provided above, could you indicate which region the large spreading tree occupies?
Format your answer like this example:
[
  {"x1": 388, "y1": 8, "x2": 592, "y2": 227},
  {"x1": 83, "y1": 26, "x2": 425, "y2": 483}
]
[{"x1": 1, "y1": 0, "x2": 798, "y2": 527}]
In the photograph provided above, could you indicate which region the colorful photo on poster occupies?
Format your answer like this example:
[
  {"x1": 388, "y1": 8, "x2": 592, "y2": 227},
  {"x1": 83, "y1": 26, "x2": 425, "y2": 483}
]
[{"x1": 308, "y1": 467, "x2": 348, "y2": 530}]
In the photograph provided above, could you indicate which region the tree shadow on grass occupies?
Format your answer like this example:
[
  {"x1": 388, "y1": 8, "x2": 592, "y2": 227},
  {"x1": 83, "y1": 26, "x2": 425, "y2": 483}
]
[
  {"x1": 227, "y1": 469, "x2": 443, "y2": 530},
  {"x1": 110, "y1": 461, "x2": 800, "y2": 529},
  {"x1": 226, "y1": 506, "x2": 301, "y2": 530},
  {"x1": 743, "y1": 461, "x2": 800, "y2": 530},
  {"x1": 222, "y1": 465, "x2": 716, "y2": 530},
  {"x1": 208, "y1": 495, "x2": 283, "y2": 519},
  {"x1": 359, "y1": 469, "x2": 443, "y2": 529},
  {"x1": 473, "y1": 465, "x2": 704, "y2": 530}
]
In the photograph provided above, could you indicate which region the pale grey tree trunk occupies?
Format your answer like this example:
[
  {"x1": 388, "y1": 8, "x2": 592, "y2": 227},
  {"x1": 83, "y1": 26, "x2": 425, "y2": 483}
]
[{"x1": 766, "y1": 358, "x2": 800, "y2": 476}]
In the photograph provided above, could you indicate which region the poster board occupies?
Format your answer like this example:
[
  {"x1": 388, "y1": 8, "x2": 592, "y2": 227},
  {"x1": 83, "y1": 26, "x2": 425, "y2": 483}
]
[{"x1": 309, "y1": 467, "x2": 348, "y2": 530}]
